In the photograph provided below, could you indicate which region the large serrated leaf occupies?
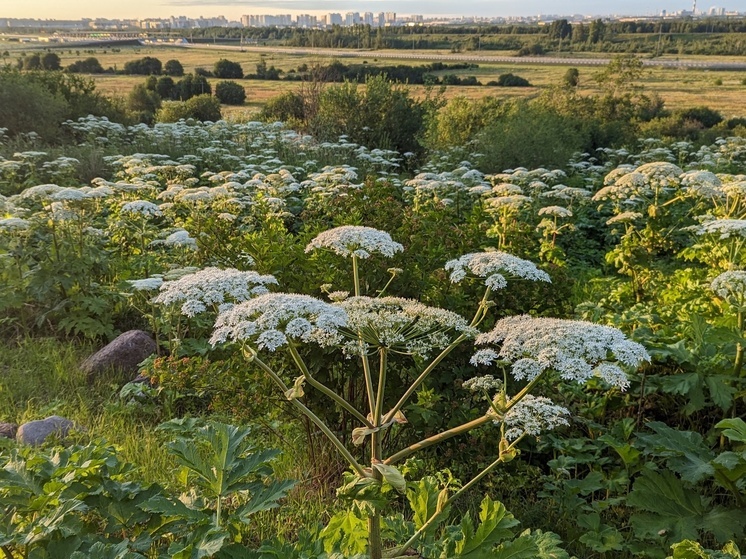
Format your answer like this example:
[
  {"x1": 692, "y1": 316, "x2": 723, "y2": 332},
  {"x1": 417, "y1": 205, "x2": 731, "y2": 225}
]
[
  {"x1": 455, "y1": 497, "x2": 519, "y2": 558},
  {"x1": 636, "y1": 423, "x2": 715, "y2": 483}
]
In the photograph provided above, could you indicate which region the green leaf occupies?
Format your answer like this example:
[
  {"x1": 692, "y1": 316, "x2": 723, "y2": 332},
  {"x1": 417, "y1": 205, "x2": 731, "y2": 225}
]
[
  {"x1": 636, "y1": 423, "x2": 715, "y2": 483},
  {"x1": 715, "y1": 418, "x2": 746, "y2": 444},
  {"x1": 455, "y1": 496, "x2": 519, "y2": 558},
  {"x1": 577, "y1": 513, "x2": 624, "y2": 552},
  {"x1": 372, "y1": 463, "x2": 406, "y2": 494},
  {"x1": 668, "y1": 540, "x2": 742, "y2": 559},
  {"x1": 406, "y1": 476, "x2": 442, "y2": 531},
  {"x1": 320, "y1": 510, "x2": 368, "y2": 555},
  {"x1": 704, "y1": 376, "x2": 736, "y2": 411},
  {"x1": 235, "y1": 479, "x2": 296, "y2": 520}
]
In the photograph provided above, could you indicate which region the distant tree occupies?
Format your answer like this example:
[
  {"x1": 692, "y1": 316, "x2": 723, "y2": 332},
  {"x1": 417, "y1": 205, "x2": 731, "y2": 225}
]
[
  {"x1": 563, "y1": 67, "x2": 580, "y2": 88},
  {"x1": 215, "y1": 81, "x2": 246, "y2": 105},
  {"x1": 22, "y1": 54, "x2": 41, "y2": 71},
  {"x1": 175, "y1": 73, "x2": 212, "y2": 100},
  {"x1": 144, "y1": 75, "x2": 158, "y2": 91},
  {"x1": 213, "y1": 58, "x2": 243, "y2": 79},
  {"x1": 127, "y1": 83, "x2": 161, "y2": 123},
  {"x1": 496, "y1": 73, "x2": 531, "y2": 87},
  {"x1": 164, "y1": 59, "x2": 184, "y2": 76},
  {"x1": 41, "y1": 52, "x2": 61, "y2": 71},
  {"x1": 156, "y1": 94, "x2": 221, "y2": 123},
  {"x1": 589, "y1": 19, "x2": 606, "y2": 44},
  {"x1": 0, "y1": 70, "x2": 68, "y2": 141},
  {"x1": 155, "y1": 76, "x2": 176, "y2": 100},
  {"x1": 548, "y1": 19, "x2": 572, "y2": 40},
  {"x1": 67, "y1": 57, "x2": 104, "y2": 73},
  {"x1": 123, "y1": 56, "x2": 162, "y2": 75}
]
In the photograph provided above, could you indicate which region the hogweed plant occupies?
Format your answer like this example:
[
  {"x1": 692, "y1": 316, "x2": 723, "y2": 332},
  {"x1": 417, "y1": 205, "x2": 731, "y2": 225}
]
[{"x1": 204, "y1": 225, "x2": 650, "y2": 559}]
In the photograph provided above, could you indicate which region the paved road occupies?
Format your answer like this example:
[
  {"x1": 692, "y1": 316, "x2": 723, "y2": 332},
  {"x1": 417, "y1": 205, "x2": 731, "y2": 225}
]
[{"x1": 176, "y1": 43, "x2": 746, "y2": 70}]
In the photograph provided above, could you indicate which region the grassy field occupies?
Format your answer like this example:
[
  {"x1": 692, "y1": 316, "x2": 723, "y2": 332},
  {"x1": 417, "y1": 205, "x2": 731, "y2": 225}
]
[{"x1": 3, "y1": 43, "x2": 746, "y2": 116}]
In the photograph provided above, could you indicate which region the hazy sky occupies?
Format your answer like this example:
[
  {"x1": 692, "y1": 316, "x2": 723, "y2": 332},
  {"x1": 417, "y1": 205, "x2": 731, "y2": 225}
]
[{"x1": 1, "y1": 0, "x2": 712, "y2": 20}]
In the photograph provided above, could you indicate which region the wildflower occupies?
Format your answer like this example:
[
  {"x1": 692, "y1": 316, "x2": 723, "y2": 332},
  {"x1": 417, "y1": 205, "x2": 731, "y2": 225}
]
[
  {"x1": 305, "y1": 226, "x2": 404, "y2": 259},
  {"x1": 696, "y1": 219, "x2": 746, "y2": 239},
  {"x1": 163, "y1": 229, "x2": 198, "y2": 249},
  {"x1": 128, "y1": 277, "x2": 164, "y2": 291},
  {"x1": 473, "y1": 315, "x2": 649, "y2": 390},
  {"x1": 121, "y1": 200, "x2": 162, "y2": 218},
  {"x1": 445, "y1": 251, "x2": 551, "y2": 290},
  {"x1": 606, "y1": 212, "x2": 643, "y2": 225},
  {"x1": 0, "y1": 217, "x2": 30, "y2": 231},
  {"x1": 538, "y1": 206, "x2": 572, "y2": 218},
  {"x1": 463, "y1": 375, "x2": 503, "y2": 393},
  {"x1": 711, "y1": 270, "x2": 746, "y2": 308},
  {"x1": 154, "y1": 267, "x2": 278, "y2": 317},
  {"x1": 210, "y1": 293, "x2": 348, "y2": 350},
  {"x1": 503, "y1": 395, "x2": 570, "y2": 439},
  {"x1": 337, "y1": 296, "x2": 476, "y2": 358}
]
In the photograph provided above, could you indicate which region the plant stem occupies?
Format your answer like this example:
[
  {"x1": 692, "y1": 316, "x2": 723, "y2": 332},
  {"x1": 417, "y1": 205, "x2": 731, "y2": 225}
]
[
  {"x1": 352, "y1": 254, "x2": 361, "y2": 297},
  {"x1": 288, "y1": 345, "x2": 373, "y2": 428},
  {"x1": 253, "y1": 355, "x2": 366, "y2": 477},
  {"x1": 382, "y1": 287, "x2": 491, "y2": 425},
  {"x1": 385, "y1": 437, "x2": 523, "y2": 557},
  {"x1": 735, "y1": 310, "x2": 744, "y2": 377},
  {"x1": 368, "y1": 348, "x2": 388, "y2": 559},
  {"x1": 384, "y1": 414, "x2": 492, "y2": 465}
]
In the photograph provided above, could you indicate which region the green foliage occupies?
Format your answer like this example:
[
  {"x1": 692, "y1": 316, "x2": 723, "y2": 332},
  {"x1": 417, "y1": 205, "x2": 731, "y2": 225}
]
[
  {"x1": 0, "y1": 69, "x2": 68, "y2": 141},
  {"x1": 41, "y1": 52, "x2": 62, "y2": 71},
  {"x1": 494, "y1": 73, "x2": 531, "y2": 87},
  {"x1": 215, "y1": 81, "x2": 247, "y2": 105},
  {"x1": 67, "y1": 57, "x2": 105, "y2": 74},
  {"x1": 123, "y1": 57, "x2": 162, "y2": 76},
  {"x1": 156, "y1": 94, "x2": 221, "y2": 123},
  {"x1": 164, "y1": 59, "x2": 185, "y2": 77},
  {"x1": 213, "y1": 59, "x2": 244, "y2": 79},
  {"x1": 127, "y1": 83, "x2": 161, "y2": 123},
  {"x1": 174, "y1": 73, "x2": 212, "y2": 100}
]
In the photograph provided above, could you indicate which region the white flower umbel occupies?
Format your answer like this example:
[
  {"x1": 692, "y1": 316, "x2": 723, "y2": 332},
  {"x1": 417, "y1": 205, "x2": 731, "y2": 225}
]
[
  {"x1": 163, "y1": 229, "x2": 197, "y2": 249},
  {"x1": 337, "y1": 296, "x2": 477, "y2": 358},
  {"x1": 154, "y1": 267, "x2": 278, "y2": 317},
  {"x1": 0, "y1": 217, "x2": 31, "y2": 231},
  {"x1": 711, "y1": 270, "x2": 746, "y2": 308},
  {"x1": 463, "y1": 374, "x2": 503, "y2": 393},
  {"x1": 503, "y1": 395, "x2": 570, "y2": 440},
  {"x1": 606, "y1": 212, "x2": 643, "y2": 225},
  {"x1": 473, "y1": 315, "x2": 649, "y2": 389},
  {"x1": 305, "y1": 226, "x2": 404, "y2": 259},
  {"x1": 121, "y1": 200, "x2": 162, "y2": 218},
  {"x1": 538, "y1": 206, "x2": 572, "y2": 218},
  {"x1": 696, "y1": 219, "x2": 746, "y2": 240},
  {"x1": 210, "y1": 293, "x2": 348, "y2": 351},
  {"x1": 128, "y1": 277, "x2": 164, "y2": 291},
  {"x1": 444, "y1": 251, "x2": 551, "y2": 290}
]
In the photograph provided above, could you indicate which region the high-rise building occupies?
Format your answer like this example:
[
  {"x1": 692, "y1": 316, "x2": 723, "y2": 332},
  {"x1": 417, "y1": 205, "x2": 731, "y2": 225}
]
[
  {"x1": 327, "y1": 13, "x2": 343, "y2": 26},
  {"x1": 385, "y1": 12, "x2": 397, "y2": 24}
]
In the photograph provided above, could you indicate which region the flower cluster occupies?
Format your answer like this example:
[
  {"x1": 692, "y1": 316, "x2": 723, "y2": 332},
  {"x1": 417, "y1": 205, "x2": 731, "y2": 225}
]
[
  {"x1": 537, "y1": 206, "x2": 572, "y2": 218},
  {"x1": 121, "y1": 200, "x2": 163, "y2": 218},
  {"x1": 444, "y1": 251, "x2": 551, "y2": 290},
  {"x1": 337, "y1": 296, "x2": 476, "y2": 358},
  {"x1": 695, "y1": 219, "x2": 746, "y2": 239},
  {"x1": 473, "y1": 315, "x2": 649, "y2": 390},
  {"x1": 463, "y1": 375, "x2": 503, "y2": 393},
  {"x1": 503, "y1": 395, "x2": 570, "y2": 440},
  {"x1": 711, "y1": 271, "x2": 746, "y2": 307},
  {"x1": 153, "y1": 267, "x2": 278, "y2": 317},
  {"x1": 305, "y1": 226, "x2": 404, "y2": 259},
  {"x1": 210, "y1": 293, "x2": 348, "y2": 351}
]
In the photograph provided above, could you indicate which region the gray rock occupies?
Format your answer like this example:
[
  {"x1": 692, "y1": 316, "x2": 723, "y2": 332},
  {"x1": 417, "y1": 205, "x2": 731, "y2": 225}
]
[
  {"x1": 0, "y1": 422, "x2": 18, "y2": 439},
  {"x1": 80, "y1": 330, "x2": 157, "y2": 380},
  {"x1": 16, "y1": 416, "x2": 74, "y2": 446}
]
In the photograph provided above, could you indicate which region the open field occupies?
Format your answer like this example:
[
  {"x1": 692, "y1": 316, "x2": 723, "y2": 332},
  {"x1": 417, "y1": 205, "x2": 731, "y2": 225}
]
[{"x1": 2, "y1": 42, "x2": 746, "y2": 116}]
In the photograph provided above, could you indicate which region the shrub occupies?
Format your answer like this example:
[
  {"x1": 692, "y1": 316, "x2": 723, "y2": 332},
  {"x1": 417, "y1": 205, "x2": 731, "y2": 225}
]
[
  {"x1": 41, "y1": 52, "x2": 61, "y2": 71},
  {"x1": 495, "y1": 73, "x2": 531, "y2": 87},
  {"x1": 127, "y1": 83, "x2": 161, "y2": 123},
  {"x1": 67, "y1": 57, "x2": 104, "y2": 73},
  {"x1": 174, "y1": 73, "x2": 211, "y2": 101},
  {"x1": 677, "y1": 106, "x2": 723, "y2": 128},
  {"x1": 155, "y1": 76, "x2": 176, "y2": 100},
  {"x1": 21, "y1": 54, "x2": 41, "y2": 70},
  {"x1": 156, "y1": 94, "x2": 221, "y2": 123},
  {"x1": 563, "y1": 67, "x2": 580, "y2": 87},
  {"x1": 213, "y1": 58, "x2": 243, "y2": 79},
  {"x1": 215, "y1": 80, "x2": 246, "y2": 105},
  {"x1": 0, "y1": 70, "x2": 68, "y2": 140},
  {"x1": 123, "y1": 56, "x2": 162, "y2": 75},
  {"x1": 164, "y1": 59, "x2": 184, "y2": 76}
]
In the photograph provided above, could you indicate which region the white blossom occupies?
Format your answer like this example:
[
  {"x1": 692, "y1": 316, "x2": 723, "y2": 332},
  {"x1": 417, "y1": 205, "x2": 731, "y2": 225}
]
[
  {"x1": 475, "y1": 315, "x2": 649, "y2": 389},
  {"x1": 711, "y1": 271, "x2": 746, "y2": 307},
  {"x1": 163, "y1": 230, "x2": 197, "y2": 249},
  {"x1": 121, "y1": 200, "x2": 162, "y2": 218},
  {"x1": 463, "y1": 375, "x2": 503, "y2": 393},
  {"x1": 305, "y1": 226, "x2": 404, "y2": 259},
  {"x1": 606, "y1": 212, "x2": 643, "y2": 225},
  {"x1": 444, "y1": 251, "x2": 551, "y2": 290},
  {"x1": 337, "y1": 296, "x2": 476, "y2": 358},
  {"x1": 503, "y1": 395, "x2": 570, "y2": 439},
  {"x1": 538, "y1": 206, "x2": 572, "y2": 218},
  {"x1": 0, "y1": 217, "x2": 31, "y2": 231},
  {"x1": 154, "y1": 267, "x2": 278, "y2": 317},
  {"x1": 210, "y1": 293, "x2": 348, "y2": 350},
  {"x1": 696, "y1": 219, "x2": 746, "y2": 239},
  {"x1": 128, "y1": 277, "x2": 164, "y2": 291}
]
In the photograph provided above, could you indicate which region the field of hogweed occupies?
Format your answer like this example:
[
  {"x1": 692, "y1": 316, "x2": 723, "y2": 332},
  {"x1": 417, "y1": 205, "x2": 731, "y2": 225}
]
[{"x1": 0, "y1": 117, "x2": 745, "y2": 559}]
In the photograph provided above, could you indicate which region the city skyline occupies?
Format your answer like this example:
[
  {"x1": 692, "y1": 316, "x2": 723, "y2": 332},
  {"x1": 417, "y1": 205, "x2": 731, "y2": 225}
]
[{"x1": 1, "y1": 0, "x2": 733, "y2": 20}]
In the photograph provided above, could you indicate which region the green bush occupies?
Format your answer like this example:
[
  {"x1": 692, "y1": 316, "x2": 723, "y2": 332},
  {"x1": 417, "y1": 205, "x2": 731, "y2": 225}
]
[
  {"x1": 156, "y1": 94, "x2": 221, "y2": 123},
  {"x1": 0, "y1": 71, "x2": 68, "y2": 140},
  {"x1": 495, "y1": 73, "x2": 531, "y2": 87},
  {"x1": 213, "y1": 58, "x2": 243, "y2": 79},
  {"x1": 67, "y1": 57, "x2": 104, "y2": 73},
  {"x1": 174, "y1": 73, "x2": 211, "y2": 101},
  {"x1": 163, "y1": 59, "x2": 184, "y2": 77},
  {"x1": 214, "y1": 80, "x2": 246, "y2": 105},
  {"x1": 123, "y1": 56, "x2": 162, "y2": 75},
  {"x1": 41, "y1": 52, "x2": 61, "y2": 71},
  {"x1": 127, "y1": 83, "x2": 161, "y2": 123}
]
